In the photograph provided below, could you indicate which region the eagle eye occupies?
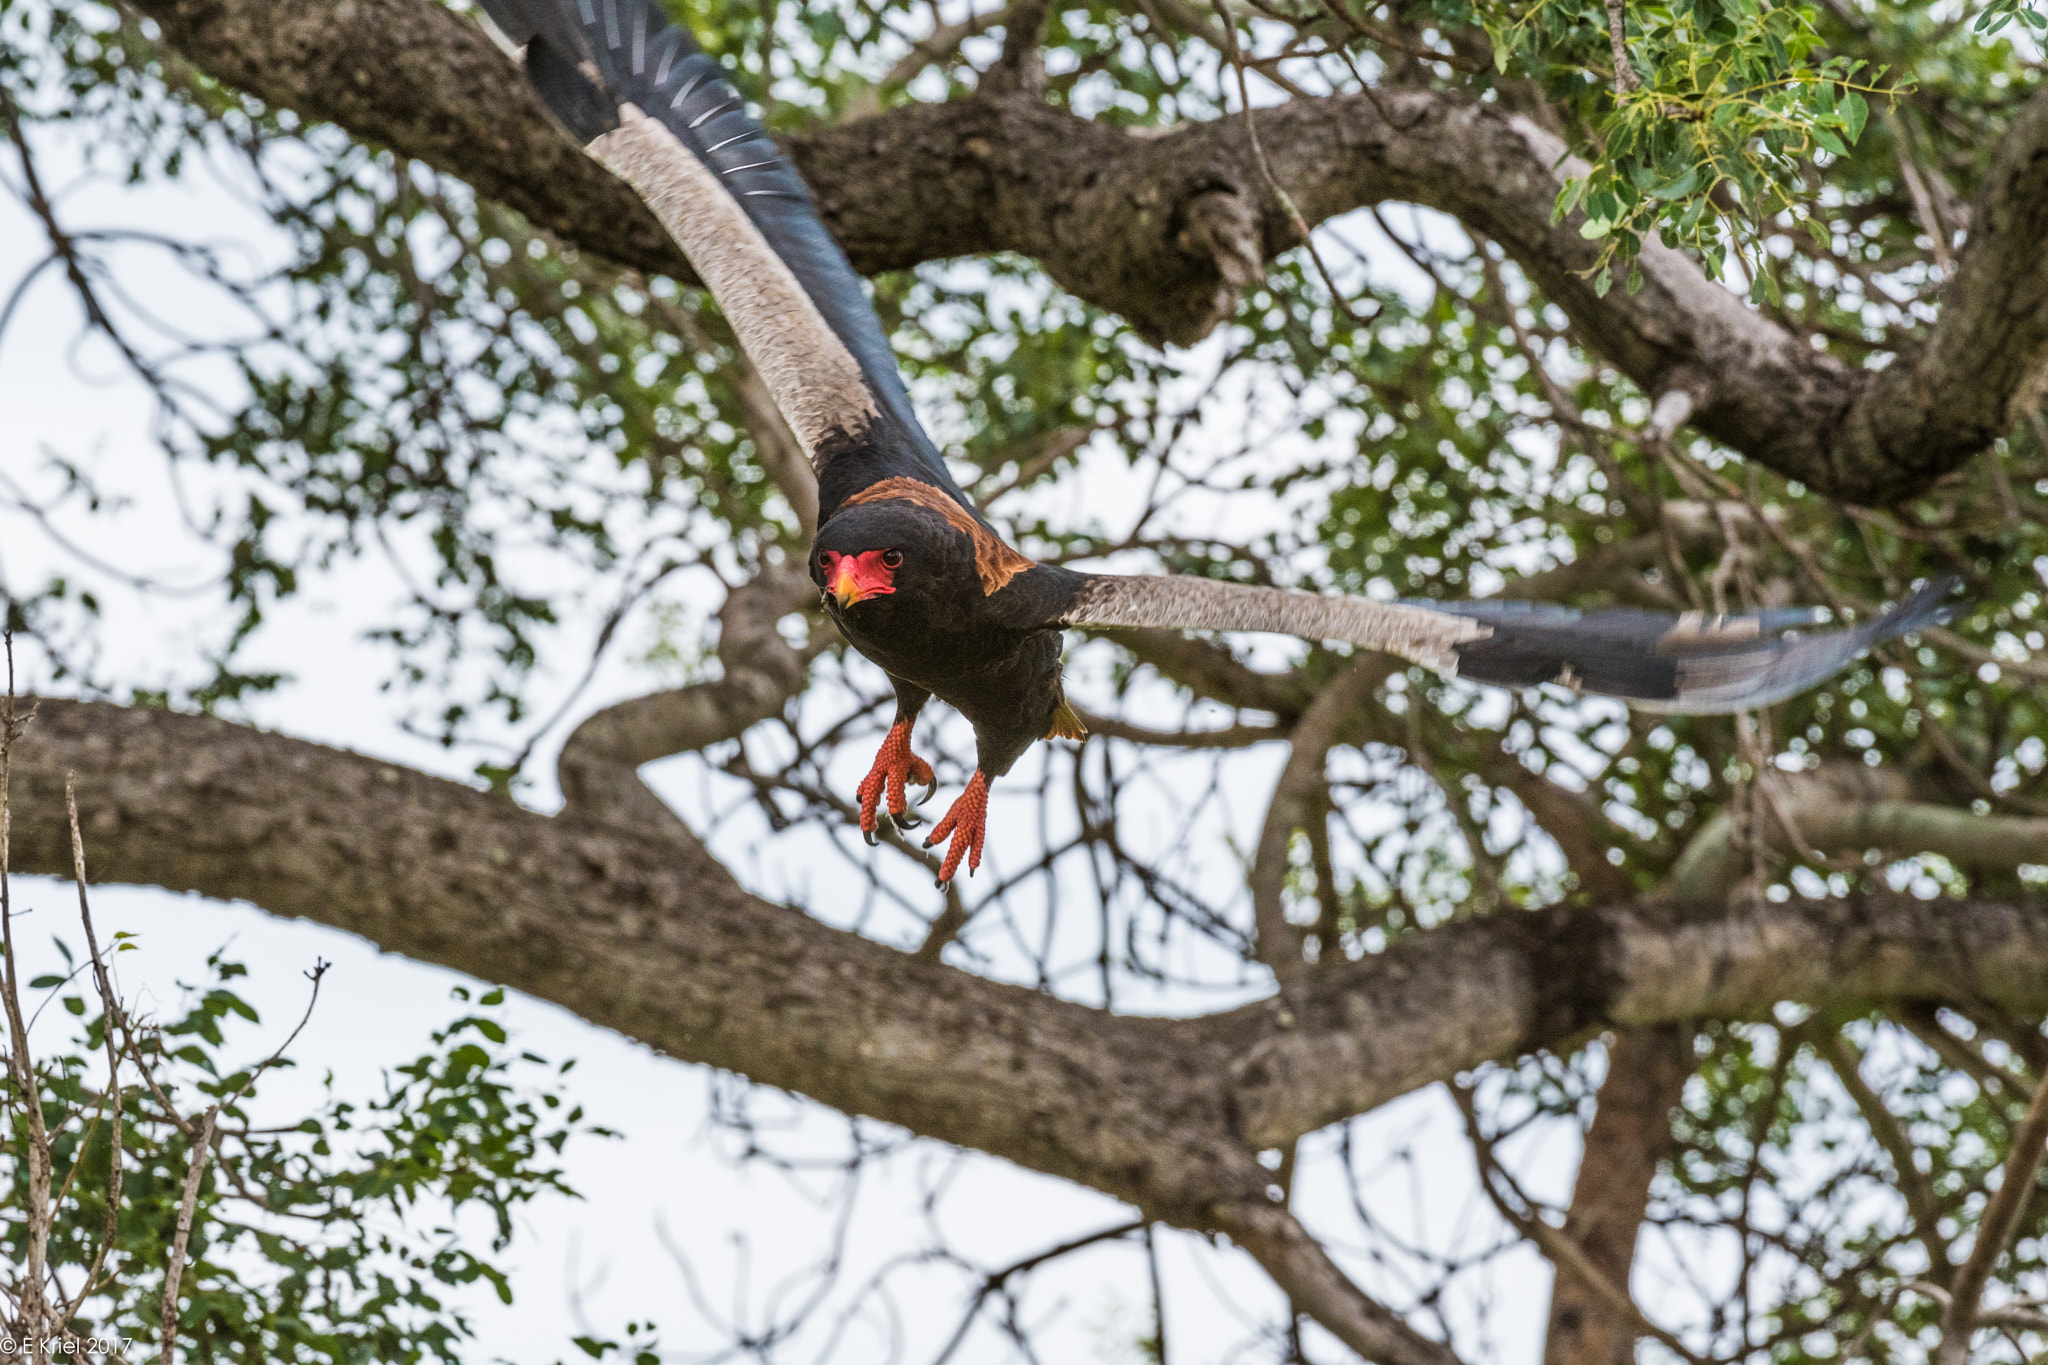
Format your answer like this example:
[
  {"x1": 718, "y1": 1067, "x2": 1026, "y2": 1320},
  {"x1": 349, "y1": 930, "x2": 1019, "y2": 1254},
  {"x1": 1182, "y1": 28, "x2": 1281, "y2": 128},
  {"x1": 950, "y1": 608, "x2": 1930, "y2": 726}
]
[{"x1": 881, "y1": 549, "x2": 904, "y2": 569}]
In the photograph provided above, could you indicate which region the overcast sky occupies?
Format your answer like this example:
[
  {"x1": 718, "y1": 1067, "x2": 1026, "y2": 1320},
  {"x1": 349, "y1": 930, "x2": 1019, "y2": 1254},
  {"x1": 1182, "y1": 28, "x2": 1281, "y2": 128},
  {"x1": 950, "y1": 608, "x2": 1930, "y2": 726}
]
[{"x1": 0, "y1": 42, "x2": 1582, "y2": 1362}]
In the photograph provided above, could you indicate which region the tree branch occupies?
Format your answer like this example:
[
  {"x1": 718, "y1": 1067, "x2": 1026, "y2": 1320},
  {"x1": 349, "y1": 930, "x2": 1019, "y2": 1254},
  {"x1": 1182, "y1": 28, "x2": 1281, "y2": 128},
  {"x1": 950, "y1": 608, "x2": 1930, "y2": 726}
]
[
  {"x1": 1938, "y1": 1069, "x2": 2048, "y2": 1363},
  {"x1": 10, "y1": 696, "x2": 1272, "y2": 1229},
  {"x1": 14, "y1": 699, "x2": 2048, "y2": 1286},
  {"x1": 129, "y1": 0, "x2": 2048, "y2": 501},
  {"x1": 1670, "y1": 771, "x2": 2048, "y2": 898},
  {"x1": 1540, "y1": 1025, "x2": 1693, "y2": 1365},
  {"x1": 1218, "y1": 893, "x2": 2048, "y2": 1148},
  {"x1": 981, "y1": 0, "x2": 1052, "y2": 97},
  {"x1": 1215, "y1": 1201, "x2": 1466, "y2": 1365},
  {"x1": 556, "y1": 564, "x2": 819, "y2": 831}
]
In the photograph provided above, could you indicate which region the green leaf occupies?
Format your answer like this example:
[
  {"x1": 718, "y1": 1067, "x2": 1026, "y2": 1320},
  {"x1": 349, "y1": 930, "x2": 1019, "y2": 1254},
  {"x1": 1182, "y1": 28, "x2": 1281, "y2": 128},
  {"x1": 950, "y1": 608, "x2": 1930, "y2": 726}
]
[
  {"x1": 1649, "y1": 166, "x2": 1699, "y2": 201},
  {"x1": 1841, "y1": 90, "x2": 1868, "y2": 143},
  {"x1": 1580, "y1": 217, "x2": 1614, "y2": 240},
  {"x1": 29, "y1": 974, "x2": 64, "y2": 989},
  {"x1": 1553, "y1": 176, "x2": 1589, "y2": 223},
  {"x1": 1813, "y1": 127, "x2": 1847, "y2": 157}
]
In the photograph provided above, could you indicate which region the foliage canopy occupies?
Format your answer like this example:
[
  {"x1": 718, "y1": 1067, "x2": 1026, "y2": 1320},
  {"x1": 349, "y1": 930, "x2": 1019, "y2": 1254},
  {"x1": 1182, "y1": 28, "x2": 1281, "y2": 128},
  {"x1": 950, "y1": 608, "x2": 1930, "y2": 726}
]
[{"x1": 5, "y1": 0, "x2": 2048, "y2": 1359}]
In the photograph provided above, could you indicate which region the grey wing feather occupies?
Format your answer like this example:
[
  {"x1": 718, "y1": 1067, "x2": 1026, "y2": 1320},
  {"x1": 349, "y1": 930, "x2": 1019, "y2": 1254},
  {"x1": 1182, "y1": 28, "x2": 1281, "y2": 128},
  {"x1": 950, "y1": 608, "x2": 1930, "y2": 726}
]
[
  {"x1": 1058, "y1": 575, "x2": 1491, "y2": 670},
  {"x1": 1064, "y1": 572, "x2": 1961, "y2": 715}
]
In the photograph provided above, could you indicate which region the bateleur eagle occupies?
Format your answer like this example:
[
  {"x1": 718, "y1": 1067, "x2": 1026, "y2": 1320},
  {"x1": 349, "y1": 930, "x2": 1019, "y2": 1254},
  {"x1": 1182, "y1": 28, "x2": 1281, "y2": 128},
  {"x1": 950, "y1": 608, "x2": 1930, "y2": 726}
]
[{"x1": 479, "y1": 0, "x2": 1962, "y2": 885}]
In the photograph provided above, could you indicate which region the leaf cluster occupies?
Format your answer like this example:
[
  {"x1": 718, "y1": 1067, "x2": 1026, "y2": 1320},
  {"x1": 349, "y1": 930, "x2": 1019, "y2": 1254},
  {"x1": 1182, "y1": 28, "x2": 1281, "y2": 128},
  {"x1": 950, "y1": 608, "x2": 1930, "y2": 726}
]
[{"x1": 3, "y1": 953, "x2": 603, "y2": 1363}]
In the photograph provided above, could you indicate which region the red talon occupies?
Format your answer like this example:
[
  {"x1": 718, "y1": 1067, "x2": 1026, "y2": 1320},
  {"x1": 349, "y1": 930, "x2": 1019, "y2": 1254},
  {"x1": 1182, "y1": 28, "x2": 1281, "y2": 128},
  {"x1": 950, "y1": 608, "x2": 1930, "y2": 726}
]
[
  {"x1": 924, "y1": 770, "x2": 989, "y2": 884},
  {"x1": 857, "y1": 718, "x2": 936, "y2": 835}
]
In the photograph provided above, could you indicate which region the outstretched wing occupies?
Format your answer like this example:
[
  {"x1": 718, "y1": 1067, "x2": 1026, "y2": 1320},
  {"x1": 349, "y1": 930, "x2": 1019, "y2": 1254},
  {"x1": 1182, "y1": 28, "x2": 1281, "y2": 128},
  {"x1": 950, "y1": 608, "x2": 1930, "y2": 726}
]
[
  {"x1": 477, "y1": 0, "x2": 969, "y2": 519},
  {"x1": 1059, "y1": 573, "x2": 1961, "y2": 715}
]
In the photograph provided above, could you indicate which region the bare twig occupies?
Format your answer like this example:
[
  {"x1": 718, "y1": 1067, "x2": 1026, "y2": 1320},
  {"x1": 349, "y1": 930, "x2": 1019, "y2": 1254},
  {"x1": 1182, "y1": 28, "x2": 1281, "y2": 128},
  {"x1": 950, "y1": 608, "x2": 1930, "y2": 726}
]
[
  {"x1": 0, "y1": 633, "x2": 53, "y2": 1346},
  {"x1": 1605, "y1": 0, "x2": 1643, "y2": 95},
  {"x1": 925, "y1": 1220, "x2": 1146, "y2": 1365},
  {"x1": 1886, "y1": 109, "x2": 1955, "y2": 275},
  {"x1": 57, "y1": 774, "x2": 127, "y2": 1327},
  {"x1": 159, "y1": 1104, "x2": 220, "y2": 1364},
  {"x1": 1248, "y1": 655, "x2": 1392, "y2": 982},
  {"x1": 1214, "y1": 1200, "x2": 1466, "y2": 1365},
  {"x1": 1452, "y1": 1078, "x2": 1708, "y2": 1365},
  {"x1": 1210, "y1": 0, "x2": 1364, "y2": 324},
  {"x1": 219, "y1": 959, "x2": 330, "y2": 1114},
  {"x1": 1936, "y1": 1070, "x2": 2048, "y2": 1362},
  {"x1": 1819, "y1": 1029, "x2": 1951, "y2": 1275}
]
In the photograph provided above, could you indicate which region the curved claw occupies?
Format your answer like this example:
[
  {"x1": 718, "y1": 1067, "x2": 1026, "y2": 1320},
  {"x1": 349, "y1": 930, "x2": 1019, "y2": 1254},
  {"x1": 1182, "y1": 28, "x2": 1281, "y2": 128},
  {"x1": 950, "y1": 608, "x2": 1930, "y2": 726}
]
[
  {"x1": 892, "y1": 808, "x2": 925, "y2": 831},
  {"x1": 854, "y1": 718, "x2": 937, "y2": 841},
  {"x1": 863, "y1": 826, "x2": 880, "y2": 847},
  {"x1": 914, "y1": 777, "x2": 939, "y2": 807}
]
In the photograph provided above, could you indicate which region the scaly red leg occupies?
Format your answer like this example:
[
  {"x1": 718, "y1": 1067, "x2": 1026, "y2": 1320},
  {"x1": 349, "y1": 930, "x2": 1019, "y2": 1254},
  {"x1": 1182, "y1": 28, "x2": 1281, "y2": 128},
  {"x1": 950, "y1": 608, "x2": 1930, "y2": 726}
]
[
  {"x1": 856, "y1": 718, "x2": 936, "y2": 842},
  {"x1": 924, "y1": 770, "x2": 990, "y2": 885}
]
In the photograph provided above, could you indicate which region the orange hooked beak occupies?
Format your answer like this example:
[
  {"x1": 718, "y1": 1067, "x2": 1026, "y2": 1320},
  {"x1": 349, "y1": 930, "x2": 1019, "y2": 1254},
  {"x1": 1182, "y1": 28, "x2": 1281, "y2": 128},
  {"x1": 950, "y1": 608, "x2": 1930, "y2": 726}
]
[
  {"x1": 830, "y1": 559, "x2": 864, "y2": 608},
  {"x1": 823, "y1": 550, "x2": 898, "y2": 609}
]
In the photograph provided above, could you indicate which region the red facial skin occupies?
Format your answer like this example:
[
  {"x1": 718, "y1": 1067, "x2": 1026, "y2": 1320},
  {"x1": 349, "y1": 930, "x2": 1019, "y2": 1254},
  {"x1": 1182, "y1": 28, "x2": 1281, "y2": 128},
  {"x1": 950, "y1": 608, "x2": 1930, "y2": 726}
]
[
  {"x1": 821, "y1": 545, "x2": 986, "y2": 883},
  {"x1": 821, "y1": 549, "x2": 900, "y2": 607}
]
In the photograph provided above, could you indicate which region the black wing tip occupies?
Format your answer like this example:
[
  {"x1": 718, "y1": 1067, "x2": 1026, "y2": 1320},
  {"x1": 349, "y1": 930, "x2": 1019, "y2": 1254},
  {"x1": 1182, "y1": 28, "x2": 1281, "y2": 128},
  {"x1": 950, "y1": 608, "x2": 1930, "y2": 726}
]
[
  {"x1": 1873, "y1": 574, "x2": 1965, "y2": 641},
  {"x1": 477, "y1": 0, "x2": 623, "y2": 144},
  {"x1": 473, "y1": 0, "x2": 540, "y2": 44},
  {"x1": 1445, "y1": 576, "x2": 1968, "y2": 715},
  {"x1": 528, "y1": 39, "x2": 622, "y2": 143}
]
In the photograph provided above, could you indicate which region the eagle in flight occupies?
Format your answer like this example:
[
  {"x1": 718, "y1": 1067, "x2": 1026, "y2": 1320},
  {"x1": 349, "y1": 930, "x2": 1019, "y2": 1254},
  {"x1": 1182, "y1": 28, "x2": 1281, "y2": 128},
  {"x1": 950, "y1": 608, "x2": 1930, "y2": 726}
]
[{"x1": 478, "y1": 0, "x2": 1959, "y2": 885}]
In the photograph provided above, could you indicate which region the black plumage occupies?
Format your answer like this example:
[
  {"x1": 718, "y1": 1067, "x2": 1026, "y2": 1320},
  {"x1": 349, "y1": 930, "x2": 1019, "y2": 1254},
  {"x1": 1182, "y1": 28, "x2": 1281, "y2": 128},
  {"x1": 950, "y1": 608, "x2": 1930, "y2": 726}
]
[
  {"x1": 478, "y1": 0, "x2": 972, "y2": 522},
  {"x1": 485, "y1": 0, "x2": 1965, "y2": 885}
]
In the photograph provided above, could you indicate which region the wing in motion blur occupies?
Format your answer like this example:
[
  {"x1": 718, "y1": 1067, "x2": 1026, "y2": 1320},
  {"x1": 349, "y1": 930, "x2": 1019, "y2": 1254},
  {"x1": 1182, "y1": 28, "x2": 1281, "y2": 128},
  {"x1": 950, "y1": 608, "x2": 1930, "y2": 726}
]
[{"x1": 1058, "y1": 572, "x2": 1962, "y2": 714}]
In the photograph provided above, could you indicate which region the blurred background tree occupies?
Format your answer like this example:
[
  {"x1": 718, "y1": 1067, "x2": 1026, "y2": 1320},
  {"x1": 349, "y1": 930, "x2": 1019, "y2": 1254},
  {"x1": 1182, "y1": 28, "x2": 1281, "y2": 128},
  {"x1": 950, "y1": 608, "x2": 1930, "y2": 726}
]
[{"x1": 4, "y1": 0, "x2": 2048, "y2": 1360}]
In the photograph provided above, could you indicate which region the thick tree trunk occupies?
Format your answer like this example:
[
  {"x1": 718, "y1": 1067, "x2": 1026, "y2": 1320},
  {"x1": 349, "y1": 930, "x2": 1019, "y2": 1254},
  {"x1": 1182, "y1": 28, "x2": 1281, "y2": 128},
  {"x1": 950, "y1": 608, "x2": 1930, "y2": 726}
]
[{"x1": 1543, "y1": 1026, "x2": 1693, "y2": 1365}]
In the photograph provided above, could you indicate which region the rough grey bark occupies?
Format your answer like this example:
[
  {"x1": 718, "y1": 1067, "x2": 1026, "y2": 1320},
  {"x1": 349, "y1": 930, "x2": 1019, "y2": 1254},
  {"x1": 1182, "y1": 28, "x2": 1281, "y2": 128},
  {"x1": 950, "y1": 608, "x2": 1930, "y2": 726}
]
[
  {"x1": 13, "y1": 700, "x2": 2048, "y2": 1217},
  {"x1": 1221, "y1": 892, "x2": 2048, "y2": 1148},
  {"x1": 125, "y1": 0, "x2": 2048, "y2": 502}
]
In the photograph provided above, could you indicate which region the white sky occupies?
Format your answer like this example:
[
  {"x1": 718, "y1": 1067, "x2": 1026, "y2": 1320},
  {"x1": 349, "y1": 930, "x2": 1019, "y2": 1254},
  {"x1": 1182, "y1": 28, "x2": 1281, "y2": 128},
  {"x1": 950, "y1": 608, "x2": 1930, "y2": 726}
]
[{"x1": 0, "y1": 33, "x2": 1581, "y2": 1365}]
